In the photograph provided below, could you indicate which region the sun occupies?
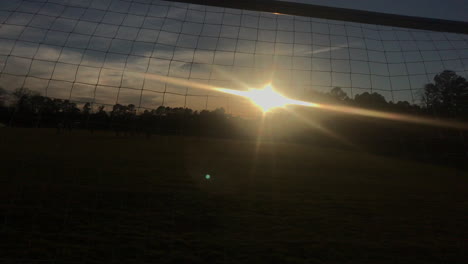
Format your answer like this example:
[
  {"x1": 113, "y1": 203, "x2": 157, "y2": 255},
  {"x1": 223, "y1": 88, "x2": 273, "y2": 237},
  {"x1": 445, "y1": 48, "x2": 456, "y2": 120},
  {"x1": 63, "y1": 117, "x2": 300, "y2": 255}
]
[
  {"x1": 245, "y1": 84, "x2": 294, "y2": 112},
  {"x1": 217, "y1": 84, "x2": 311, "y2": 113}
]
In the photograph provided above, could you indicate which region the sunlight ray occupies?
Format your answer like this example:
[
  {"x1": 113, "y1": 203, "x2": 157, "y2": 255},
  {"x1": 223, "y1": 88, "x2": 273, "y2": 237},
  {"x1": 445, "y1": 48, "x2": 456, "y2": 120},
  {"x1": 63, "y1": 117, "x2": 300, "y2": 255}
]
[{"x1": 141, "y1": 72, "x2": 468, "y2": 130}]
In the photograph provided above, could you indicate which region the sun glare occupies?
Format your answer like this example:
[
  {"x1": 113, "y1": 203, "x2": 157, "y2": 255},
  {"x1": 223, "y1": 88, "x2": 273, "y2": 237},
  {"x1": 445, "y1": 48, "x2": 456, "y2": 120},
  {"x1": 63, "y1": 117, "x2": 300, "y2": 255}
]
[
  {"x1": 143, "y1": 73, "x2": 468, "y2": 130},
  {"x1": 218, "y1": 84, "x2": 311, "y2": 113},
  {"x1": 248, "y1": 85, "x2": 293, "y2": 112}
]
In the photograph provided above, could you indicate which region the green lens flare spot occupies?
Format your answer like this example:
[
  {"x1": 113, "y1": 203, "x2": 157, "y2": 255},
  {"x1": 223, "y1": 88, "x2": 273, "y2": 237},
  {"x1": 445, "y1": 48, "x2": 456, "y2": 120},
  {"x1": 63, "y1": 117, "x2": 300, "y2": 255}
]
[{"x1": 205, "y1": 174, "x2": 211, "y2": 180}]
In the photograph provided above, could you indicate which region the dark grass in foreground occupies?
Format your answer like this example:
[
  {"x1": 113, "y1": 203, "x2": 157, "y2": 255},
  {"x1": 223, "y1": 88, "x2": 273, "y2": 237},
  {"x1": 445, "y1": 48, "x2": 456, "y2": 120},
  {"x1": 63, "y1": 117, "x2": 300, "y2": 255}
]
[{"x1": 0, "y1": 128, "x2": 466, "y2": 263}]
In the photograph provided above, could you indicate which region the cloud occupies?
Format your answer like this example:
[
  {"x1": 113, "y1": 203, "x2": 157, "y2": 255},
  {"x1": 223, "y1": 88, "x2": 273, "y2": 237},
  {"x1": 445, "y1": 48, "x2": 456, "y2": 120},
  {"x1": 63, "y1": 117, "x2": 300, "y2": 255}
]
[{"x1": 1, "y1": 0, "x2": 467, "y2": 109}]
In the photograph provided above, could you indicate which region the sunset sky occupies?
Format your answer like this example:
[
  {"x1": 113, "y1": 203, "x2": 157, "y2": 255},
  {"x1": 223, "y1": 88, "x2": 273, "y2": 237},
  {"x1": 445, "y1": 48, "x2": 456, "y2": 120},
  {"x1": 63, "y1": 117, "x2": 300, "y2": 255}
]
[{"x1": 0, "y1": 0, "x2": 467, "y2": 115}]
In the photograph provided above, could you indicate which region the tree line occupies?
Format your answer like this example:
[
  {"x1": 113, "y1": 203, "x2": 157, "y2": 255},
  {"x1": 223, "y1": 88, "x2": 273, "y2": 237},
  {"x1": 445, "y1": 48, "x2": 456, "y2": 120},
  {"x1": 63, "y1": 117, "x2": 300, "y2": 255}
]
[{"x1": 0, "y1": 70, "x2": 467, "y2": 161}]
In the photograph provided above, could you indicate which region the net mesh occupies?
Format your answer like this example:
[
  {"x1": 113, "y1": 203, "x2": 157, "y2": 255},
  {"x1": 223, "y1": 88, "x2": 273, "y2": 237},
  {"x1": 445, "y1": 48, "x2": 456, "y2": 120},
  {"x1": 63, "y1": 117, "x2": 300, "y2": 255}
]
[
  {"x1": 1, "y1": 2, "x2": 467, "y2": 263},
  {"x1": 0, "y1": 0, "x2": 467, "y2": 116}
]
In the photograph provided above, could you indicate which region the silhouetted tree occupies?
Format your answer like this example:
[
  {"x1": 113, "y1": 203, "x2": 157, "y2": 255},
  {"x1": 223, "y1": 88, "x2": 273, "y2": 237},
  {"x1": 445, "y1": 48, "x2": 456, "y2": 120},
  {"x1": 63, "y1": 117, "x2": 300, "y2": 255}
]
[
  {"x1": 354, "y1": 92, "x2": 388, "y2": 110},
  {"x1": 140, "y1": 109, "x2": 155, "y2": 138},
  {"x1": 60, "y1": 100, "x2": 80, "y2": 131},
  {"x1": 89, "y1": 105, "x2": 108, "y2": 132},
  {"x1": 82, "y1": 102, "x2": 91, "y2": 113},
  {"x1": 422, "y1": 70, "x2": 468, "y2": 118},
  {"x1": 329, "y1": 87, "x2": 349, "y2": 102},
  {"x1": 110, "y1": 104, "x2": 138, "y2": 135},
  {"x1": 82, "y1": 102, "x2": 91, "y2": 128},
  {"x1": 389, "y1": 101, "x2": 421, "y2": 114}
]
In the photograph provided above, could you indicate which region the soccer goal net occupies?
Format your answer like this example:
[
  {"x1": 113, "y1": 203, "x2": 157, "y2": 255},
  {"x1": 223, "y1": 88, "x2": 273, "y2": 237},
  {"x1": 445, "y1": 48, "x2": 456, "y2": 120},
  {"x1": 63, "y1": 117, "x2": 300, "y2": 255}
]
[{"x1": 1, "y1": 0, "x2": 467, "y2": 116}]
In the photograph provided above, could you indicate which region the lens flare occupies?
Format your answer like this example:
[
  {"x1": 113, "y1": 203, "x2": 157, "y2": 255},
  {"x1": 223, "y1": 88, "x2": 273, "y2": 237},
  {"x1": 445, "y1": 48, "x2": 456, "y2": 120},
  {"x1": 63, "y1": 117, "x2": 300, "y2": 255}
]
[
  {"x1": 217, "y1": 84, "x2": 312, "y2": 113},
  {"x1": 140, "y1": 72, "x2": 468, "y2": 130}
]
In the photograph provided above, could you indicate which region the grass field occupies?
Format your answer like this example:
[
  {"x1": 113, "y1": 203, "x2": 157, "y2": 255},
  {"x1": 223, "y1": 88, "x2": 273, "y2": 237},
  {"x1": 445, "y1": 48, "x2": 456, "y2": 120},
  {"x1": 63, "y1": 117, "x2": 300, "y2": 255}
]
[{"x1": 0, "y1": 128, "x2": 466, "y2": 263}]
